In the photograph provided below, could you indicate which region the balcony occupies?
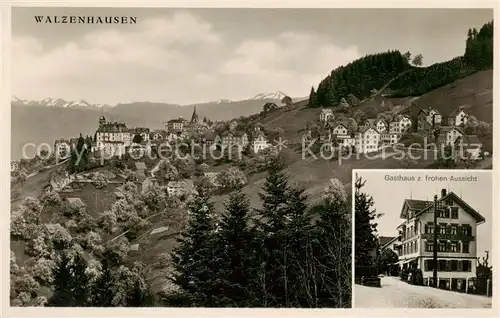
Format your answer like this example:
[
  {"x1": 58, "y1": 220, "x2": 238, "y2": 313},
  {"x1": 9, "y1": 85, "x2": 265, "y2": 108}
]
[{"x1": 421, "y1": 233, "x2": 475, "y2": 241}]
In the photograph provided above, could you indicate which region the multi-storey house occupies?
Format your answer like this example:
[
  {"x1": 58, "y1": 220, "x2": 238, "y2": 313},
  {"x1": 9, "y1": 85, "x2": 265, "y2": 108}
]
[
  {"x1": 396, "y1": 115, "x2": 413, "y2": 133},
  {"x1": 377, "y1": 119, "x2": 388, "y2": 132},
  {"x1": 95, "y1": 117, "x2": 131, "y2": 157},
  {"x1": 221, "y1": 131, "x2": 249, "y2": 150},
  {"x1": 418, "y1": 107, "x2": 442, "y2": 130},
  {"x1": 166, "y1": 117, "x2": 187, "y2": 132},
  {"x1": 438, "y1": 126, "x2": 464, "y2": 146},
  {"x1": 448, "y1": 109, "x2": 470, "y2": 127},
  {"x1": 355, "y1": 126, "x2": 380, "y2": 153},
  {"x1": 319, "y1": 108, "x2": 334, "y2": 123},
  {"x1": 396, "y1": 189, "x2": 485, "y2": 290},
  {"x1": 252, "y1": 131, "x2": 270, "y2": 153}
]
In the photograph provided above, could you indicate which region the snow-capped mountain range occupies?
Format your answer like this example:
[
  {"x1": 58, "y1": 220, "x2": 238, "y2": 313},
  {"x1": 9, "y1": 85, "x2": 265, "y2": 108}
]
[
  {"x1": 252, "y1": 91, "x2": 288, "y2": 100},
  {"x1": 11, "y1": 91, "x2": 294, "y2": 108},
  {"x1": 12, "y1": 96, "x2": 110, "y2": 108}
]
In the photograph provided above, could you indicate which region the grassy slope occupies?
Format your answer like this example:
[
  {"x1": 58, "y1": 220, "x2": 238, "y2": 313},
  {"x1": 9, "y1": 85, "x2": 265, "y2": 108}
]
[{"x1": 409, "y1": 69, "x2": 493, "y2": 123}]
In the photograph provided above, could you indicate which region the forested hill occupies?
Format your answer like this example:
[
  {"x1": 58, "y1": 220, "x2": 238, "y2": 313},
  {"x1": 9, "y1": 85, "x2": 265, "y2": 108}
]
[
  {"x1": 309, "y1": 20, "x2": 494, "y2": 107},
  {"x1": 309, "y1": 51, "x2": 411, "y2": 107}
]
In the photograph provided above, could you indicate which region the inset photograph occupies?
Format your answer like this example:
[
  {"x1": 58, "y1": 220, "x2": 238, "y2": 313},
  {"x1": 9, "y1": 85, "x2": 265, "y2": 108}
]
[{"x1": 353, "y1": 169, "x2": 492, "y2": 308}]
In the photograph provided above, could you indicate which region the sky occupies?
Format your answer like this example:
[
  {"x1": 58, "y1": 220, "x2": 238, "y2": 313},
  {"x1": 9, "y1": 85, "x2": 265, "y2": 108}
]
[
  {"x1": 11, "y1": 7, "x2": 493, "y2": 105},
  {"x1": 356, "y1": 170, "x2": 493, "y2": 261}
]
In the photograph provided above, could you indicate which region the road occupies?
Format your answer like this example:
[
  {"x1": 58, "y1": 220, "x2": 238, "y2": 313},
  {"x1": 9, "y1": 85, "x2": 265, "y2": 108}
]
[{"x1": 355, "y1": 276, "x2": 492, "y2": 308}]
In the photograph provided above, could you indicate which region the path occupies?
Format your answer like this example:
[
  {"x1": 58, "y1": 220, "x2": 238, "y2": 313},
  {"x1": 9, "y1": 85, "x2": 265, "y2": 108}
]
[{"x1": 355, "y1": 276, "x2": 491, "y2": 308}]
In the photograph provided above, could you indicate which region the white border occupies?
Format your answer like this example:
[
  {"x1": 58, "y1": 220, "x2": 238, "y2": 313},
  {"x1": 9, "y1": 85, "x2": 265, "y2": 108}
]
[{"x1": 2, "y1": 1, "x2": 499, "y2": 318}]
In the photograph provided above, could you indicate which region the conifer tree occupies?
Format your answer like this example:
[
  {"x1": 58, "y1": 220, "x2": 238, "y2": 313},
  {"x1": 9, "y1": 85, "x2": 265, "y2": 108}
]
[
  {"x1": 49, "y1": 250, "x2": 91, "y2": 306},
  {"x1": 308, "y1": 86, "x2": 318, "y2": 108},
  {"x1": 354, "y1": 174, "x2": 379, "y2": 274},
  {"x1": 212, "y1": 189, "x2": 258, "y2": 306},
  {"x1": 167, "y1": 192, "x2": 218, "y2": 306},
  {"x1": 254, "y1": 158, "x2": 312, "y2": 307}
]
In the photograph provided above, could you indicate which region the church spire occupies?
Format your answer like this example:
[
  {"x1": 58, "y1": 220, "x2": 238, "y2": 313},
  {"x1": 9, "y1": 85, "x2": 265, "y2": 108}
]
[{"x1": 190, "y1": 106, "x2": 199, "y2": 123}]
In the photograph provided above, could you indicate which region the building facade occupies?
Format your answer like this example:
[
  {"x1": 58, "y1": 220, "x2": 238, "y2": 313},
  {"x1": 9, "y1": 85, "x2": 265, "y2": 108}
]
[
  {"x1": 95, "y1": 116, "x2": 131, "y2": 157},
  {"x1": 395, "y1": 189, "x2": 485, "y2": 289},
  {"x1": 319, "y1": 108, "x2": 334, "y2": 123},
  {"x1": 355, "y1": 127, "x2": 380, "y2": 153}
]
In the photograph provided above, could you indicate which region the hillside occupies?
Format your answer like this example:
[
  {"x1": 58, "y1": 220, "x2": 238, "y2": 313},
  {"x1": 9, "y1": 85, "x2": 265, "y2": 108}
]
[
  {"x1": 11, "y1": 96, "x2": 306, "y2": 160},
  {"x1": 308, "y1": 20, "x2": 493, "y2": 108},
  {"x1": 409, "y1": 69, "x2": 493, "y2": 123}
]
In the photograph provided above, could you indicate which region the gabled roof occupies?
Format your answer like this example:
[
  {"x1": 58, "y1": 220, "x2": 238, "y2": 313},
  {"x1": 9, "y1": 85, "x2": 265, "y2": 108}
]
[
  {"x1": 449, "y1": 109, "x2": 468, "y2": 117},
  {"x1": 418, "y1": 107, "x2": 440, "y2": 116},
  {"x1": 332, "y1": 122, "x2": 348, "y2": 130},
  {"x1": 441, "y1": 126, "x2": 464, "y2": 135},
  {"x1": 379, "y1": 236, "x2": 398, "y2": 248},
  {"x1": 400, "y1": 191, "x2": 485, "y2": 224},
  {"x1": 364, "y1": 119, "x2": 376, "y2": 126},
  {"x1": 416, "y1": 191, "x2": 485, "y2": 224},
  {"x1": 358, "y1": 126, "x2": 379, "y2": 134},
  {"x1": 168, "y1": 118, "x2": 186, "y2": 124},
  {"x1": 67, "y1": 197, "x2": 85, "y2": 207}
]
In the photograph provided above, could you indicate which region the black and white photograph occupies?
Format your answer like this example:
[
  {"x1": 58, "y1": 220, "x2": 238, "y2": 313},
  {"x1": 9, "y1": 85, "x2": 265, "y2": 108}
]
[
  {"x1": 354, "y1": 169, "x2": 493, "y2": 308},
  {"x1": 7, "y1": 4, "x2": 495, "y2": 310}
]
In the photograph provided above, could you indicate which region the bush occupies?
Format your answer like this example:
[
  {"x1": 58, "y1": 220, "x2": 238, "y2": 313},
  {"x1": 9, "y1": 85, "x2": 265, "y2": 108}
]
[{"x1": 41, "y1": 192, "x2": 62, "y2": 206}]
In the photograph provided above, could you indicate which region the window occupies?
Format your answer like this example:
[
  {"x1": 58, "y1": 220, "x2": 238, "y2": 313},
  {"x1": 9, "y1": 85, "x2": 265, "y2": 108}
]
[
  {"x1": 450, "y1": 241, "x2": 458, "y2": 252},
  {"x1": 462, "y1": 225, "x2": 471, "y2": 236},
  {"x1": 426, "y1": 223, "x2": 434, "y2": 234},
  {"x1": 451, "y1": 225, "x2": 457, "y2": 235},
  {"x1": 439, "y1": 241, "x2": 447, "y2": 252},
  {"x1": 439, "y1": 224, "x2": 447, "y2": 234},
  {"x1": 462, "y1": 242, "x2": 470, "y2": 253},
  {"x1": 450, "y1": 207, "x2": 459, "y2": 219},
  {"x1": 426, "y1": 241, "x2": 434, "y2": 252}
]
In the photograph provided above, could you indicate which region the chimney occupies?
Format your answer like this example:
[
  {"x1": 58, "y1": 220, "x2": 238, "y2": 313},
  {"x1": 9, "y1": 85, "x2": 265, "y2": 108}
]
[{"x1": 441, "y1": 189, "x2": 447, "y2": 198}]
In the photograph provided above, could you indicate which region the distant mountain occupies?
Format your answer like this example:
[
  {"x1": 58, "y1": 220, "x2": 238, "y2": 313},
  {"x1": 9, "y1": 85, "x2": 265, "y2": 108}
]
[
  {"x1": 12, "y1": 96, "x2": 111, "y2": 109},
  {"x1": 252, "y1": 91, "x2": 288, "y2": 100}
]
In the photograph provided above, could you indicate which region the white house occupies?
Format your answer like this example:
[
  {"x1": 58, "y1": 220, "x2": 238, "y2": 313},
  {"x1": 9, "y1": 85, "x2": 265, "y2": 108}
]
[
  {"x1": 332, "y1": 123, "x2": 349, "y2": 136},
  {"x1": 397, "y1": 115, "x2": 412, "y2": 133},
  {"x1": 418, "y1": 107, "x2": 442, "y2": 127},
  {"x1": 377, "y1": 119, "x2": 388, "y2": 132},
  {"x1": 95, "y1": 117, "x2": 131, "y2": 154},
  {"x1": 395, "y1": 189, "x2": 485, "y2": 289},
  {"x1": 442, "y1": 127, "x2": 464, "y2": 145},
  {"x1": 221, "y1": 131, "x2": 249, "y2": 150},
  {"x1": 453, "y1": 110, "x2": 469, "y2": 127},
  {"x1": 355, "y1": 127, "x2": 380, "y2": 153},
  {"x1": 319, "y1": 109, "x2": 334, "y2": 123},
  {"x1": 252, "y1": 131, "x2": 270, "y2": 153}
]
